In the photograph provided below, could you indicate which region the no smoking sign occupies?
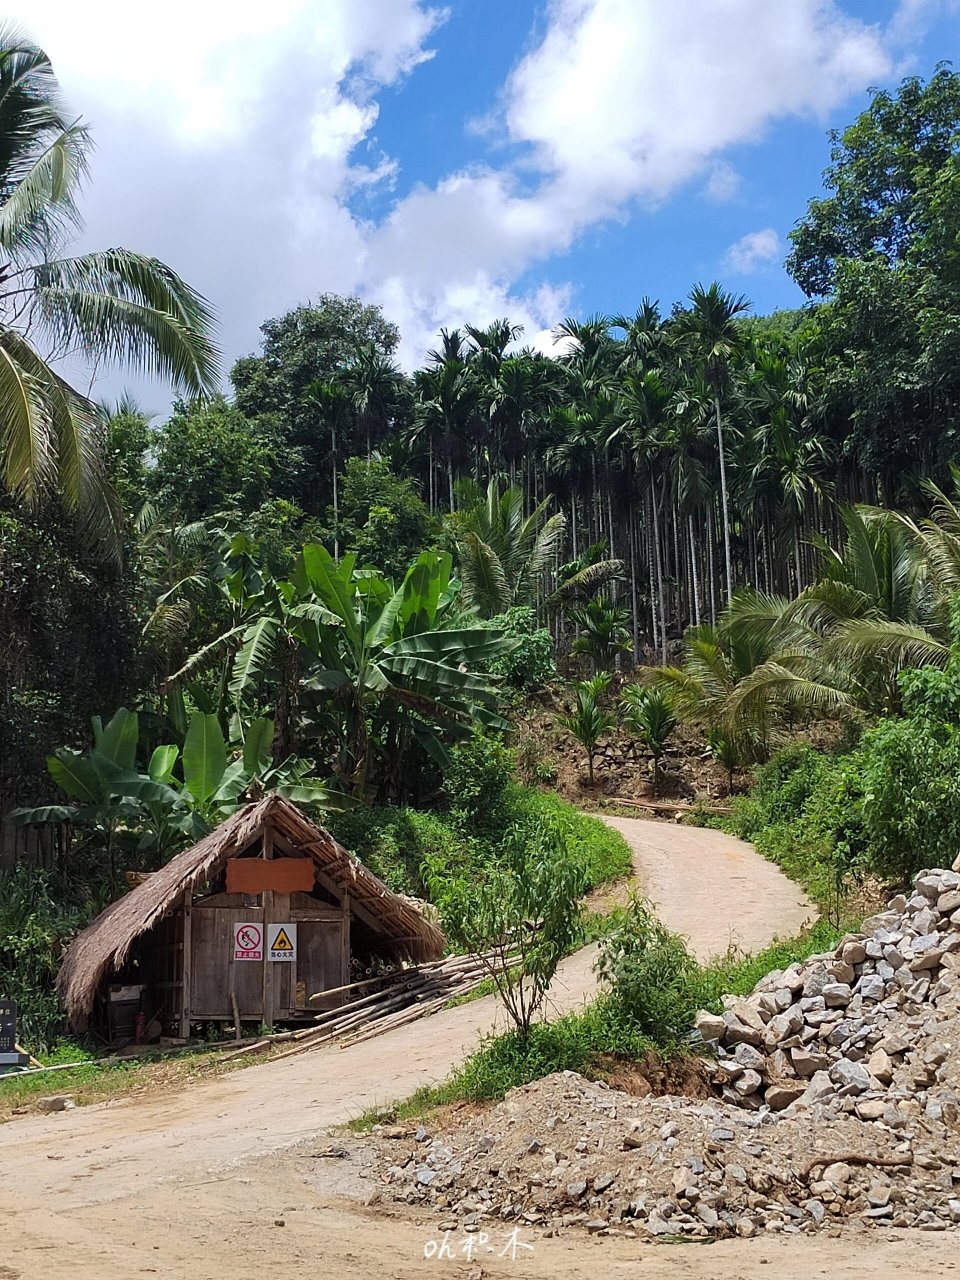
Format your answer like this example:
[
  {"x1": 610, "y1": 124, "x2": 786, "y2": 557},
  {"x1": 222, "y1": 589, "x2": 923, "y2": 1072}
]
[{"x1": 233, "y1": 922, "x2": 263, "y2": 961}]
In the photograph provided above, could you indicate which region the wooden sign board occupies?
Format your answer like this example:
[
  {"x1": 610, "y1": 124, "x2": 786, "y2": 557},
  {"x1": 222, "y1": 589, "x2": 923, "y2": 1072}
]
[{"x1": 226, "y1": 858, "x2": 314, "y2": 896}]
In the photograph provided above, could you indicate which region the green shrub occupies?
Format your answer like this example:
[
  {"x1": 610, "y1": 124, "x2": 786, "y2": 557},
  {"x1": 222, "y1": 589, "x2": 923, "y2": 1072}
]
[
  {"x1": 596, "y1": 897, "x2": 701, "y2": 1048},
  {"x1": 859, "y1": 717, "x2": 960, "y2": 880},
  {"x1": 328, "y1": 806, "x2": 466, "y2": 898},
  {"x1": 486, "y1": 607, "x2": 556, "y2": 691},
  {"x1": 442, "y1": 731, "x2": 516, "y2": 837}
]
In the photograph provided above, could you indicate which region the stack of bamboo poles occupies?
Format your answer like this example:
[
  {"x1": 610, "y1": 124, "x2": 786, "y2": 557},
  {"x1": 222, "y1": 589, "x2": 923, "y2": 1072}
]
[{"x1": 220, "y1": 948, "x2": 519, "y2": 1064}]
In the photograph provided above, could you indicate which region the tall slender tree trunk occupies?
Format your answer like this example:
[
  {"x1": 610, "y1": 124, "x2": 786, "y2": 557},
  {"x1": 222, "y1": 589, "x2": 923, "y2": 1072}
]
[
  {"x1": 652, "y1": 477, "x2": 667, "y2": 664},
  {"x1": 331, "y1": 422, "x2": 339, "y2": 559},
  {"x1": 446, "y1": 422, "x2": 455, "y2": 514},
  {"x1": 629, "y1": 496, "x2": 639, "y2": 662},
  {"x1": 714, "y1": 393, "x2": 734, "y2": 604},
  {"x1": 646, "y1": 490, "x2": 658, "y2": 654},
  {"x1": 706, "y1": 503, "x2": 717, "y2": 626},
  {"x1": 688, "y1": 513, "x2": 701, "y2": 627}
]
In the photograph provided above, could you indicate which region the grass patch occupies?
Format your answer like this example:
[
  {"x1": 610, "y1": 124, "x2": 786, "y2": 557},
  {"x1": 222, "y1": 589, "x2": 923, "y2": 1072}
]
[
  {"x1": 692, "y1": 918, "x2": 844, "y2": 1011},
  {"x1": 509, "y1": 788, "x2": 632, "y2": 889},
  {"x1": 347, "y1": 910, "x2": 845, "y2": 1134},
  {"x1": 0, "y1": 1038, "x2": 287, "y2": 1120}
]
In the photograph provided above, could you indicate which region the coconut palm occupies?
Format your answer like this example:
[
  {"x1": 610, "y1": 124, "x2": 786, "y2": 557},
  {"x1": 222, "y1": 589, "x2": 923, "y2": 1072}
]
[
  {"x1": 450, "y1": 478, "x2": 567, "y2": 618},
  {"x1": 725, "y1": 507, "x2": 949, "y2": 724},
  {"x1": 0, "y1": 29, "x2": 219, "y2": 529}
]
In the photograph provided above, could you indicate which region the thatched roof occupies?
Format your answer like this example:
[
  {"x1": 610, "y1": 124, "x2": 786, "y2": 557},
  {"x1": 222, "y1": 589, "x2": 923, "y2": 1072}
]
[{"x1": 58, "y1": 794, "x2": 445, "y2": 1029}]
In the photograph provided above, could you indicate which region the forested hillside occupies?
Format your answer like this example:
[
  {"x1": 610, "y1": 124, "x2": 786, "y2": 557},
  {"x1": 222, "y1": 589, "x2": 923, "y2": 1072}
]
[{"x1": 4, "y1": 41, "x2": 960, "y2": 1049}]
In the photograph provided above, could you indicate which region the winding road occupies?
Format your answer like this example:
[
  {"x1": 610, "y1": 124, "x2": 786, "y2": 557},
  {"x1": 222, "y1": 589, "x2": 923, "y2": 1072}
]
[{"x1": 1, "y1": 816, "x2": 819, "y2": 1280}]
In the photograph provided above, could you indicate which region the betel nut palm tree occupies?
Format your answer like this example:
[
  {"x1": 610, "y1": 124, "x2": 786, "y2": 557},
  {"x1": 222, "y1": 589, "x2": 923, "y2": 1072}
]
[
  {"x1": 0, "y1": 27, "x2": 219, "y2": 533},
  {"x1": 675, "y1": 282, "x2": 751, "y2": 606}
]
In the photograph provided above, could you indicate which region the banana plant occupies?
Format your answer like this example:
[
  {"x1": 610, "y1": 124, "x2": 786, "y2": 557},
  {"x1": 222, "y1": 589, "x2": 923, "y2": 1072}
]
[
  {"x1": 293, "y1": 546, "x2": 516, "y2": 795},
  {"x1": 14, "y1": 708, "x2": 351, "y2": 868}
]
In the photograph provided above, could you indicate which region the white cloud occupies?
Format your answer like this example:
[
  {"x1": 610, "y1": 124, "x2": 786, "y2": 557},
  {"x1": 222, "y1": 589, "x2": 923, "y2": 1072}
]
[
  {"x1": 723, "y1": 228, "x2": 782, "y2": 274},
  {"x1": 9, "y1": 0, "x2": 925, "y2": 401},
  {"x1": 702, "y1": 161, "x2": 742, "y2": 204}
]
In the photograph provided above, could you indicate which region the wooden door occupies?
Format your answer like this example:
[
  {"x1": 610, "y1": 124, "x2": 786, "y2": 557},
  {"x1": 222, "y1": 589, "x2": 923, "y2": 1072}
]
[
  {"x1": 190, "y1": 906, "x2": 264, "y2": 1019},
  {"x1": 274, "y1": 916, "x2": 346, "y2": 1015}
]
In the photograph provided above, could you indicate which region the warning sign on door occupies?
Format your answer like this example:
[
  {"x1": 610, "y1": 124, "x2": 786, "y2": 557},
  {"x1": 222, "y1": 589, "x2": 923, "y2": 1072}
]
[
  {"x1": 233, "y1": 922, "x2": 263, "y2": 961},
  {"x1": 267, "y1": 923, "x2": 297, "y2": 962}
]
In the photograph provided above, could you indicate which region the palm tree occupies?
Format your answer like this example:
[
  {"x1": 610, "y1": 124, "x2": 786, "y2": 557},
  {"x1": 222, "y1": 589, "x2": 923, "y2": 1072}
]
[
  {"x1": 675, "y1": 283, "x2": 751, "y2": 605},
  {"x1": 0, "y1": 29, "x2": 219, "y2": 529},
  {"x1": 724, "y1": 507, "x2": 948, "y2": 724},
  {"x1": 569, "y1": 596, "x2": 632, "y2": 671},
  {"x1": 338, "y1": 342, "x2": 406, "y2": 458},
  {"x1": 620, "y1": 684, "x2": 678, "y2": 792},
  {"x1": 450, "y1": 479, "x2": 566, "y2": 617},
  {"x1": 563, "y1": 672, "x2": 614, "y2": 785},
  {"x1": 304, "y1": 380, "x2": 352, "y2": 556}
]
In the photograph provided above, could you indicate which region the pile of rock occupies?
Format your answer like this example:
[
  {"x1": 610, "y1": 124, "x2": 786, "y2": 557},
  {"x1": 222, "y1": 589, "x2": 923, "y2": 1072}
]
[
  {"x1": 361, "y1": 1065, "x2": 960, "y2": 1239},
  {"x1": 355, "y1": 867, "x2": 960, "y2": 1239},
  {"x1": 698, "y1": 867, "x2": 960, "y2": 1120}
]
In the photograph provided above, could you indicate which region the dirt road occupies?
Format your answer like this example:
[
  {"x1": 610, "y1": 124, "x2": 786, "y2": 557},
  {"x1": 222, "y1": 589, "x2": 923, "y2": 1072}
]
[
  {"x1": 2, "y1": 817, "x2": 894, "y2": 1280},
  {"x1": 599, "y1": 815, "x2": 815, "y2": 960}
]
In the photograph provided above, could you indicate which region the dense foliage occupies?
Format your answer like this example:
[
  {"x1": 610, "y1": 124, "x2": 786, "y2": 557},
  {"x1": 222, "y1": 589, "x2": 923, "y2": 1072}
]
[
  {"x1": 727, "y1": 634, "x2": 960, "y2": 907},
  {"x1": 6, "y1": 44, "x2": 960, "y2": 1061}
]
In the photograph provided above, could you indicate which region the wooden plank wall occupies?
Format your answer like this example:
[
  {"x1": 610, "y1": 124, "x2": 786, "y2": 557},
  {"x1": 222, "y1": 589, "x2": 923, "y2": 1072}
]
[{"x1": 0, "y1": 816, "x2": 70, "y2": 871}]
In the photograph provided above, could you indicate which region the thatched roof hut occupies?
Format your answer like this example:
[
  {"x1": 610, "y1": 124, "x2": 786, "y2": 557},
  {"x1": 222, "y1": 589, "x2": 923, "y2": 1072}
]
[{"x1": 58, "y1": 794, "x2": 445, "y2": 1037}]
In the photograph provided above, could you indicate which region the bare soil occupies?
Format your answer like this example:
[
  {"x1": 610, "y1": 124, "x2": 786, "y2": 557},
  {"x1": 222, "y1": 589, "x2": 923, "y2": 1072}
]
[{"x1": 3, "y1": 817, "x2": 909, "y2": 1280}]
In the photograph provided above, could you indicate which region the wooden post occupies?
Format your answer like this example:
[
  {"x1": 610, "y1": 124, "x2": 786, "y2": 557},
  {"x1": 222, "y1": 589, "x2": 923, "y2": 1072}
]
[
  {"x1": 262, "y1": 826, "x2": 274, "y2": 1031},
  {"x1": 180, "y1": 893, "x2": 192, "y2": 1039},
  {"x1": 341, "y1": 890, "x2": 351, "y2": 999}
]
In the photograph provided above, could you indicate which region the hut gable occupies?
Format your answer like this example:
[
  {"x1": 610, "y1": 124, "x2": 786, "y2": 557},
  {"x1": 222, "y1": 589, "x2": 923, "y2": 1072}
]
[{"x1": 58, "y1": 794, "x2": 445, "y2": 1030}]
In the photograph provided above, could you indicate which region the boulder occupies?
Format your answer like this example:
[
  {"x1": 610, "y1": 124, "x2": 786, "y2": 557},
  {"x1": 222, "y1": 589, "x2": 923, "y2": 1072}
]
[
  {"x1": 694, "y1": 1010, "x2": 726, "y2": 1042},
  {"x1": 828, "y1": 1059, "x2": 871, "y2": 1093},
  {"x1": 765, "y1": 1082, "x2": 806, "y2": 1112}
]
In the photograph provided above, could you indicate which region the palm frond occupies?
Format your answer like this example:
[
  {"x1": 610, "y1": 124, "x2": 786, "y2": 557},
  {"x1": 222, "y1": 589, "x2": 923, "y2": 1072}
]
[
  {"x1": 35, "y1": 248, "x2": 221, "y2": 394},
  {"x1": 826, "y1": 619, "x2": 950, "y2": 673},
  {"x1": 458, "y1": 532, "x2": 510, "y2": 617}
]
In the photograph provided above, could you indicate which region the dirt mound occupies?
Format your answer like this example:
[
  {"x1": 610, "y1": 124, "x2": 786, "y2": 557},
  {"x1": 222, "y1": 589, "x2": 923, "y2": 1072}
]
[
  {"x1": 360, "y1": 1063, "x2": 960, "y2": 1240},
  {"x1": 356, "y1": 867, "x2": 960, "y2": 1241}
]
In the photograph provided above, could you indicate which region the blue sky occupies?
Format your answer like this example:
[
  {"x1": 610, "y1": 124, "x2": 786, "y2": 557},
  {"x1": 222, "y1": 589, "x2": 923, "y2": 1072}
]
[{"x1": 13, "y1": 1, "x2": 960, "y2": 405}]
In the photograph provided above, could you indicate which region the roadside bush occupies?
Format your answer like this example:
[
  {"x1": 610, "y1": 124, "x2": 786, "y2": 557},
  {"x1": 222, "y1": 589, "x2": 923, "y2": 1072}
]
[
  {"x1": 858, "y1": 717, "x2": 960, "y2": 881},
  {"x1": 442, "y1": 731, "x2": 516, "y2": 837},
  {"x1": 596, "y1": 897, "x2": 701, "y2": 1048}
]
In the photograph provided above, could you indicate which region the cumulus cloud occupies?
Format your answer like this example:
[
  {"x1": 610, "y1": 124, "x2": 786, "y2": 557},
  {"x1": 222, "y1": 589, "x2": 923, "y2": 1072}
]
[
  {"x1": 10, "y1": 0, "x2": 929, "y2": 399},
  {"x1": 723, "y1": 228, "x2": 782, "y2": 274},
  {"x1": 702, "y1": 161, "x2": 742, "y2": 204}
]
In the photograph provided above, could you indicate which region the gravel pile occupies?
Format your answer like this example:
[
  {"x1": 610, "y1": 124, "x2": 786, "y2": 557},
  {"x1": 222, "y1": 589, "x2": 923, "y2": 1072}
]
[
  {"x1": 362, "y1": 867, "x2": 960, "y2": 1239},
  {"x1": 703, "y1": 866, "x2": 960, "y2": 1119}
]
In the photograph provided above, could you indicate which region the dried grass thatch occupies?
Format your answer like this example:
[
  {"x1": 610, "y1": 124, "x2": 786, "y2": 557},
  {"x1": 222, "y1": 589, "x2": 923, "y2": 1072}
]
[{"x1": 58, "y1": 794, "x2": 445, "y2": 1030}]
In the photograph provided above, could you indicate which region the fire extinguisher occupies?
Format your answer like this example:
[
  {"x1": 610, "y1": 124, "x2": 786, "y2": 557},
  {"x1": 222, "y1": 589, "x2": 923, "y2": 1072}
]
[{"x1": 134, "y1": 1012, "x2": 146, "y2": 1045}]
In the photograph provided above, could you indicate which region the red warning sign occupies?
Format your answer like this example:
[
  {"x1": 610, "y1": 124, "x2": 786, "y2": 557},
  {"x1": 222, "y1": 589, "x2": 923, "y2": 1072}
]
[{"x1": 233, "y1": 922, "x2": 263, "y2": 961}]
